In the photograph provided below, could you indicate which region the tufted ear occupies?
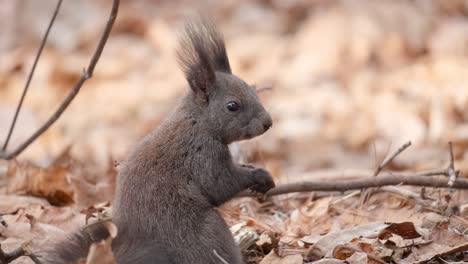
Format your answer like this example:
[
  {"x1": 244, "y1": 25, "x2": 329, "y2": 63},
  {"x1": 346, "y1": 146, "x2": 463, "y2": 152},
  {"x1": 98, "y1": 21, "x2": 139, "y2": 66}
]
[{"x1": 176, "y1": 19, "x2": 231, "y2": 100}]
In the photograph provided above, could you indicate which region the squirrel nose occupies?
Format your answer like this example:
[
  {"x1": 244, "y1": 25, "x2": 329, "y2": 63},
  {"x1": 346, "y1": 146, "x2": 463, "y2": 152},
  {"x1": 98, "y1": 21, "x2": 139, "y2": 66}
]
[{"x1": 263, "y1": 118, "x2": 272, "y2": 131}]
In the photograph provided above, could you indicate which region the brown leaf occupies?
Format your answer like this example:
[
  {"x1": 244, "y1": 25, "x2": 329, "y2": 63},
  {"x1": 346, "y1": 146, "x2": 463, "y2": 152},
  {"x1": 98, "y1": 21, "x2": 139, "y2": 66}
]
[
  {"x1": 259, "y1": 251, "x2": 303, "y2": 264},
  {"x1": 70, "y1": 175, "x2": 113, "y2": 208},
  {"x1": 307, "y1": 222, "x2": 388, "y2": 259},
  {"x1": 378, "y1": 222, "x2": 422, "y2": 240},
  {"x1": 333, "y1": 245, "x2": 356, "y2": 260},
  {"x1": 7, "y1": 160, "x2": 73, "y2": 206},
  {"x1": 346, "y1": 251, "x2": 368, "y2": 264},
  {"x1": 256, "y1": 231, "x2": 279, "y2": 253},
  {"x1": 311, "y1": 259, "x2": 346, "y2": 264},
  {"x1": 401, "y1": 221, "x2": 468, "y2": 263},
  {"x1": 0, "y1": 194, "x2": 49, "y2": 212}
]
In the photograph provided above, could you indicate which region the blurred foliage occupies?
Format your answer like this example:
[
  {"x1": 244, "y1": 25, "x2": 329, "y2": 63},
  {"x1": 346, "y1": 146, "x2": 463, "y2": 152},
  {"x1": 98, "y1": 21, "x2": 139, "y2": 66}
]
[{"x1": 1, "y1": 0, "x2": 468, "y2": 263}]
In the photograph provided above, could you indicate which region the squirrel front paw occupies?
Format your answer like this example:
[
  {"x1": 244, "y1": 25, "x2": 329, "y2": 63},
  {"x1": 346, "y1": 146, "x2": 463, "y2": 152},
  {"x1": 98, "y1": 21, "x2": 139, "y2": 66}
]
[{"x1": 250, "y1": 168, "x2": 275, "y2": 194}]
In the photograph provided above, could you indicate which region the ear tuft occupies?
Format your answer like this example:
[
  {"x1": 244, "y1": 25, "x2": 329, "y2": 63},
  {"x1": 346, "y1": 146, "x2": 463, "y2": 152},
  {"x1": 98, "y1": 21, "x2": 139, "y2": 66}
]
[{"x1": 177, "y1": 18, "x2": 232, "y2": 94}]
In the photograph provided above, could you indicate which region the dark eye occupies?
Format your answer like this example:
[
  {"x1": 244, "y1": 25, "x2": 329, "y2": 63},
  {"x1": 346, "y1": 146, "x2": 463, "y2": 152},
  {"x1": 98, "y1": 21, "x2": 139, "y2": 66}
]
[{"x1": 227, "y1": 101, "x2": 240, "y2": 112}]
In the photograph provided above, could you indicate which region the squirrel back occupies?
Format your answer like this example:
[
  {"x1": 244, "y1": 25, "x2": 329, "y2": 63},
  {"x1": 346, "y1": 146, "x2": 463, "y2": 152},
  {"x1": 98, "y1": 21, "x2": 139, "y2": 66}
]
[{"x1": 38, "y1": 18, "x2": 274, "y2": 264}]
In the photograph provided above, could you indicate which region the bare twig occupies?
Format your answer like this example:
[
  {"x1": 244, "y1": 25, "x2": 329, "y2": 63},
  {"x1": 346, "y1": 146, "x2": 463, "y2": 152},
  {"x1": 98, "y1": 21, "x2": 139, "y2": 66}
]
[
  {"x1": 373, "y1": 141, "x2": 411, "y2": 176},
  {"x1": 447, "y1": 142, "x2": 458, "y2": 186},
  {"x1": 331, "y1": 190, "x2": 361, "y2": 205},
  {"x1": 361, "y1": 141, "x2": 412, "y2": 205},
  {"x1": 2, "y1": 0, "x2": 63, "y2": 152},
  {"x1": 379, "y1": 186, "x2": 430, "y2": 205},
  {"x1": 0, "y1": 0, "x2": 120, "y2": 160}
]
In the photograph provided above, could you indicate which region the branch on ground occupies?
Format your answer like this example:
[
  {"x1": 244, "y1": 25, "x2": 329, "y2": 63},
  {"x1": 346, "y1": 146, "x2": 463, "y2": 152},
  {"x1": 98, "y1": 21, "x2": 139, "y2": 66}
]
[
  {"x1": 264, "y1": 174, "x2": 468, "y2": 197},
  {"x1": 239, "y1": 142, "x2": 464, "y2": 198}
]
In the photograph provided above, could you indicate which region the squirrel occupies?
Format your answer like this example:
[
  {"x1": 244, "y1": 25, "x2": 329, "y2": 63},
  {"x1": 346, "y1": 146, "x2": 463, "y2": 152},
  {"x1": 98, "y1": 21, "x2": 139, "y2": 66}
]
[{"x1": 38, "y1": 18, "x2": 275, "y2": 264}]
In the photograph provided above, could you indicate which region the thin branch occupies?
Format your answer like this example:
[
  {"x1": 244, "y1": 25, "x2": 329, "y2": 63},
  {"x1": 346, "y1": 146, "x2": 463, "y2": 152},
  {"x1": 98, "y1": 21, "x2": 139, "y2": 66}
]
[
  {"x1": 237, "y1": 142, "x2": 462, "y2": 198},
  {"x1": 238, "y1": 143, "x2": 465, "y2": 198},
  {"x1": 265, "y1": 174, "x2": 468, "y2": 196},
  {"x1": 1, "y1": 0, "x2": 63, "y2": 152},
  {"x1": 362, "y1": 141, "x2": 411, "y2": 205},
  {"x1": 379, "y1": 186, "x2": 431, "y2": 205},
  {"x1": 447, "y1": 142, "x2": 458, "y2": 187},
  {"x1": 0, "y1": 0, "x2": 120, "y2": 160},
  {"x1": 373, "y1": 141, "x2": 411, "y2": 176}
]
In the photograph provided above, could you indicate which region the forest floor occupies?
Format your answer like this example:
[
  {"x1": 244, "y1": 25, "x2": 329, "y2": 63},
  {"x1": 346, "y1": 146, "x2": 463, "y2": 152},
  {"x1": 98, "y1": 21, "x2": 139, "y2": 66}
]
[{"x1": 1, "y1": 0, "x2": 468, "y2": 263}]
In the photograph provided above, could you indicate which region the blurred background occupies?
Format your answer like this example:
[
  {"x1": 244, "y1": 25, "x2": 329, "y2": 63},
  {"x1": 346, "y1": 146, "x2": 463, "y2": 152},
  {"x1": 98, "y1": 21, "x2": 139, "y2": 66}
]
[
  {"x1": 3, "y1": 1, "x2": 468, "y2": 263},
  {"x1": 2, "y1": 0, "x2": 468, "y2": 182}
]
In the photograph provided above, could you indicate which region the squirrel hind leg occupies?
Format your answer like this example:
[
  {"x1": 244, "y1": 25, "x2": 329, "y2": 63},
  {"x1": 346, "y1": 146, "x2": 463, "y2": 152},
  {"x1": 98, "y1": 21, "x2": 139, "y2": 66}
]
[{"x1": 35, "y1": 221, "x2": 111, "y2": 264}]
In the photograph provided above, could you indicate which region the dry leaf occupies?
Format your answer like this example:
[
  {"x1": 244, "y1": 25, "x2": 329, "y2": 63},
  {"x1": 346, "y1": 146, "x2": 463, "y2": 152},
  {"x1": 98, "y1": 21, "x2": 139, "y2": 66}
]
[
  {"x1": 307, "y1": 222, "x2": 388, "y2": 259},
  {"x1": 311, "y1": 259, "x2": 346, "y2": 264},
  {"x1": 259, "y1": 251, "x2": 303, "y2": 264},
  {"x1": 7, "y1": 160, "x2": 73, "y2": 206},
  {"x1": 401, "y1": 221, "x2": 468, "y2": 263},
  {"x1": 346, "y1": 251, "x2": 368, "y2": 264}
]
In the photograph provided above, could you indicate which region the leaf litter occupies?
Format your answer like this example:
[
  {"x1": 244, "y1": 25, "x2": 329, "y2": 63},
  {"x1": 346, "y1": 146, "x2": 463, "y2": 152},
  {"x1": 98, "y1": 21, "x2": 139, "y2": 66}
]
[{"x1": 1, "y1": 0, "x2": 468, "y2": 263}]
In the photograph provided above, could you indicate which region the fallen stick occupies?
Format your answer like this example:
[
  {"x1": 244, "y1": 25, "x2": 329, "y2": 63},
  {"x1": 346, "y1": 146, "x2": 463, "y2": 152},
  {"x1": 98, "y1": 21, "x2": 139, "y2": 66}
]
[
  {"x1": 239, "y1": 142, "x2": 464, "y2": 198},
  {"x1": 265, "y1": 174, "x2": 468, "y2": 197}
]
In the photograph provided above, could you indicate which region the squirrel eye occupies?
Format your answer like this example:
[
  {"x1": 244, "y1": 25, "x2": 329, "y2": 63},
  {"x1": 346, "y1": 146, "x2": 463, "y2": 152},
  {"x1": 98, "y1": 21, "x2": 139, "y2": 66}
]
[{"x1": 227, "y1": 101, "x2": 240, "y2": 112}]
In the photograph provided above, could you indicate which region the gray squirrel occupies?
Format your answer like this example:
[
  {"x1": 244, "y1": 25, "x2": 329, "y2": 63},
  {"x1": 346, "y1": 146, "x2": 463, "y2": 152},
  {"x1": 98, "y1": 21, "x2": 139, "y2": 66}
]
[{"x1": 38, "y1": 19, "x2": 275, "y2": 264}]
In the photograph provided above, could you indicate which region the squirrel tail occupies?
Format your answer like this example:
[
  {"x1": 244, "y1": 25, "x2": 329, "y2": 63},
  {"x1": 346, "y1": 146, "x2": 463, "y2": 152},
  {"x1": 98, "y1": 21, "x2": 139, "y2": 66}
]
[{"x1": 34, "y1": 221, "x2": 111, "y2": 264}]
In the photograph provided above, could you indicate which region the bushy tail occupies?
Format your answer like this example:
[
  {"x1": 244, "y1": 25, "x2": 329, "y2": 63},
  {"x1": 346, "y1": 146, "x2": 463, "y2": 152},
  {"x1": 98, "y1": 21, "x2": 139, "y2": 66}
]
[{"x1": 34, "y1": 221, "x2": 111, "y2": 264}]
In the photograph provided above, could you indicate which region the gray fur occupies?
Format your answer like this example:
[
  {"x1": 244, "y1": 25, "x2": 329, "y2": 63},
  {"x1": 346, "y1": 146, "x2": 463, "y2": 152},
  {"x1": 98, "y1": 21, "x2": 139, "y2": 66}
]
[{"x1": 38, "y1": 19, "x2": 274, "y2": 264}]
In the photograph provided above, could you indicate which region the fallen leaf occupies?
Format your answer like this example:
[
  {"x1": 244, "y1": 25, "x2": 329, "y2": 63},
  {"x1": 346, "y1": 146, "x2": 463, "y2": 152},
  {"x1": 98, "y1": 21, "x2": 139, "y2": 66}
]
[
  {"x1": 378, "y1": 222, "x2": 423, "y2": 240},
  {"x1": 307, "y1": 222, "x2": 389, "y2": 259},
  {"x1": 259, "y1": 251, "x2": 303, "y2": 264},
  {"x1": 311, "y1": 259, "x2": 346, "y2": 264},
  {"x1": 7, "y1": 160, "x2": 73, "y2": 206},
  {"x1": 346, "y1": 251, "x2": 368, "y2": 264},
  {"x1": 401, "y1": 221, "x2": 468, "y2": 263}
]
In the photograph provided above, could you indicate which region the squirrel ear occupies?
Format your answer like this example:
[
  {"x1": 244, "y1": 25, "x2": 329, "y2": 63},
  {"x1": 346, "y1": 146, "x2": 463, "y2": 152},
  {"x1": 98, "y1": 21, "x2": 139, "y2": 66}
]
[
  {"x1": 177, "y1": 19, "x2": 231, "y2": 98},
  {"x1": 179, "y1": 46, "x2": 215, "y2": 96},
  {"x1": 177, "y1": 21, "x2": 216, "y2": 97}
]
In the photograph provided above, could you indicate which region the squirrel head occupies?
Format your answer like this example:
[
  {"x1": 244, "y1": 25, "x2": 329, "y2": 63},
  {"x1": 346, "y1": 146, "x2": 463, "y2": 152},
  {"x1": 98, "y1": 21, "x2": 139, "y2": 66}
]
[{"x1": 177, "y1": 19, "x2": 272, "y2": 144}]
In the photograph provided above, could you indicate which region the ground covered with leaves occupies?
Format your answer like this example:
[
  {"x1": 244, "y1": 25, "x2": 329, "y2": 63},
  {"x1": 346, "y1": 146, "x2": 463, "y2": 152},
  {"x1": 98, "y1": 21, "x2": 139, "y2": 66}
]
[{"x1": 1, "y1": 0, "x2": 468, "y2": 263}]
